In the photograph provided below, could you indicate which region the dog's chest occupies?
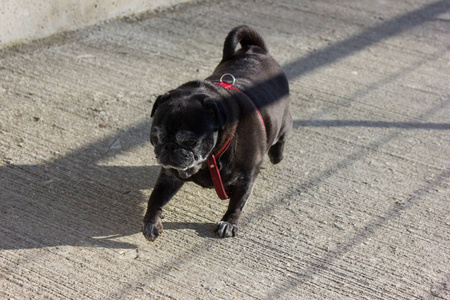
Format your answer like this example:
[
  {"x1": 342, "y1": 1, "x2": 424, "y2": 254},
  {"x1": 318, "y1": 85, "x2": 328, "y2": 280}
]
[
  {"x1": 188, "y1": 163, "x2": 237, "y2": 190},
  {"x1": 189, "y1": 167, "x2": 214, "y2": 188}
]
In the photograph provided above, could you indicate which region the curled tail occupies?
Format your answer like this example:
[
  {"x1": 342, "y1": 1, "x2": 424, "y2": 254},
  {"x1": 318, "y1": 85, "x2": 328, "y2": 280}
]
[{"x1": 222, "y1": 25, "x2": 268, "y2": 62}]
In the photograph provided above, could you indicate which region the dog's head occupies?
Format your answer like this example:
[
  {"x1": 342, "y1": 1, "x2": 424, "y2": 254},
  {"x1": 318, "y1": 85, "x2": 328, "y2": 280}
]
[{"x1": 150, "y1": 83, "x2": 227, "y2": 179}]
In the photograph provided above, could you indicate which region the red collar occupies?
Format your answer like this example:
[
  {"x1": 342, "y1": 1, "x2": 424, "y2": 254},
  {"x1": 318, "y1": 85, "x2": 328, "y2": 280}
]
[
  {"x1": 207, "y1": 136, "x2": 233, "y2": 200},
  {"x1": 208, "y1": 77, "x2": 266, "y2": 200}
]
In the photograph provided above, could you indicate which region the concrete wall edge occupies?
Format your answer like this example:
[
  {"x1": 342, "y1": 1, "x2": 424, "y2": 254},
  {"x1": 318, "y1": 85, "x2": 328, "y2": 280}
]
[{"x1": 0, "y1": 0, "x2": 194, "y2": 49}]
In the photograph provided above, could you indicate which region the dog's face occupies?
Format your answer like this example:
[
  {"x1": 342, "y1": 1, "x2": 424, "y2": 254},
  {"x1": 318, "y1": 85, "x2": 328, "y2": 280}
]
[{"x1": 150, "y1": 88, "x2": 226, "y2": 179}]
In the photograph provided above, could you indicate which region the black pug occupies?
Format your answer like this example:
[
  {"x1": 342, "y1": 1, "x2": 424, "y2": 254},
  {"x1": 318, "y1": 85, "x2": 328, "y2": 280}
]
[{"x1": 143, "y1": 25, "x2": 292, "y2": 240}]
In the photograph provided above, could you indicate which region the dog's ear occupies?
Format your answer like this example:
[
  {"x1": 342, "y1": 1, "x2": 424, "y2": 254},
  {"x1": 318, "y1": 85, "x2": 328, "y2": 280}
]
[
  {"x1": 151, "y1": 93, "x2": 171, "y2": 117},
  {"x1": 203, "y1": 98, "x2": 227, "y2": 131}
]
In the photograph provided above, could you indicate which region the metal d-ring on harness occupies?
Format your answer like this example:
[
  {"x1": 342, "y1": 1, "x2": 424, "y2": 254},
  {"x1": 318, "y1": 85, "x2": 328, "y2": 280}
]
[
  {"x1": 219, "y1": 73, "x2": 236, "y2": 86},
  {"x1": 207, "y1": 74, "x2": 266, "y2": 200}
]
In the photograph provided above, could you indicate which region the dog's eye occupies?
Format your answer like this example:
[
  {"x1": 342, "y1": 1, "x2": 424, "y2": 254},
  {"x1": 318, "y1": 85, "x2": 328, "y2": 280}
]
[
  {"x1": 183, "y1": 140, "x2": 197, "y2": 147},
  {"x1": 150, "y1": 133, "x2": 159, "y2": 145}
]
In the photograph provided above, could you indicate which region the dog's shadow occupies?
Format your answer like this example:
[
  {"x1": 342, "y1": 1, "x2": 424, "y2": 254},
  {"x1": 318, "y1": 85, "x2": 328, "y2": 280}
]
[{"x1": 163, "y1": 222, "x2": 218, "y2": 239}]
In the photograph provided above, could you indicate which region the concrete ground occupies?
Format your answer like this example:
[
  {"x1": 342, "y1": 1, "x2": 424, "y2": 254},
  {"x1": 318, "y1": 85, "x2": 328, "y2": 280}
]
[{"x1": 1, "y1": 0, "x2": 449, "y2": 299}]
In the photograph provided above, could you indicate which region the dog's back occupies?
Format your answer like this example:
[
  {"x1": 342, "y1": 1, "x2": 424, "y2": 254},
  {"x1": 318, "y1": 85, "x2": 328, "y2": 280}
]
[{"x1": 213, "y1": 25, "x2": 292, "y2": 155}]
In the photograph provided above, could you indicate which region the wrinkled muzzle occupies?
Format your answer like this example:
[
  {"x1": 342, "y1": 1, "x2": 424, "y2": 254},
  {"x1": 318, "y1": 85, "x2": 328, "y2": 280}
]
[{"x1": 155, "y1": 142, "x2": 198, "y2": 170}]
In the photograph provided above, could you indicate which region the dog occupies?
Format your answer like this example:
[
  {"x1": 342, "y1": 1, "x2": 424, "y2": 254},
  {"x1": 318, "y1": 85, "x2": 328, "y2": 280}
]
[{"x1": 142, "y1": 25, "x2": 292, "y2": 240}]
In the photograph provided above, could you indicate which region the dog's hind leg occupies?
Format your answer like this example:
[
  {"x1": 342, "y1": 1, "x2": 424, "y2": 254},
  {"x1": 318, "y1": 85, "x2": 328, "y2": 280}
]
[
  {"x1": 268, "y1": 138, "x2": 287, "y2": 164},
  {"x1": 268, "y1": 111, "x2": 292, "y2": 164}
]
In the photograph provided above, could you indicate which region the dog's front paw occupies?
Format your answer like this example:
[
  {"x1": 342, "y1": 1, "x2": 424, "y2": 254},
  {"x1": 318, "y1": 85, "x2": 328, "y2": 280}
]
[
  {"x1": 142, "y1": 219, "x2": 163, "y2": 241},
  {"x1": 215, "y1": 221, "x2": 238, "y2": 238}
]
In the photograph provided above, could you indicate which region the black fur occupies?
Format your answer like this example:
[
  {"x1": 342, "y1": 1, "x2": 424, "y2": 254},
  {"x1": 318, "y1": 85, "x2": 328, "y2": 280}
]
[{"x1": 142, "y1": 25, "x2": 292, "y2": 240}]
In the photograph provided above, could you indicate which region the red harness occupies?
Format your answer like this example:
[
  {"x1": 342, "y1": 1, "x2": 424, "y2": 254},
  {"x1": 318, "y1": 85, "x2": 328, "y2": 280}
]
[{"x1": 208, "y1": 77, "x2": 266, "y2": 200}]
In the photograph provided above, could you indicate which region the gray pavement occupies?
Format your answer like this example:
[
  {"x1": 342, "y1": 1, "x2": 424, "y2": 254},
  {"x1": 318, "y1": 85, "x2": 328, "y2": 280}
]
[{"x1": 1, "y1": 0, "x2": 449, "y2": 299}]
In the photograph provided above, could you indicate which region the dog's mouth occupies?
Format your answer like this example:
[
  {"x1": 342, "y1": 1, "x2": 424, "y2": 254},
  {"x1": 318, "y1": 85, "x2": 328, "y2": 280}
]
[
  {"x1": 158, "y1": 155, "x2": 206, "y2": 179},
  {"x1": 159, "y1": 163, "x2": 202, "y2": 179},
  {"x1": 176, "y1": 165, "x2": 202, "y2": 179}
]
